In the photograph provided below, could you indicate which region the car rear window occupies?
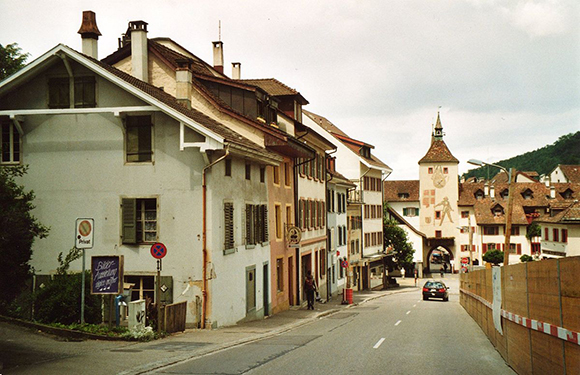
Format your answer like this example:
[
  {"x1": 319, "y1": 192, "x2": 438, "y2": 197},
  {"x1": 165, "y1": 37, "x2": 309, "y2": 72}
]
[{"x1": 425, "y1": 282, "x2": 444, "y2": 288}]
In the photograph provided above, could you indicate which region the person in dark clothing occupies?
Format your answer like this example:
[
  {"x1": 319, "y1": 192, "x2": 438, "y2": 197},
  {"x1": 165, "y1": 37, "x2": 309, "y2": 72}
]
[{"x1": 304, "y1": 270, "x2": 316, "y2": 310}]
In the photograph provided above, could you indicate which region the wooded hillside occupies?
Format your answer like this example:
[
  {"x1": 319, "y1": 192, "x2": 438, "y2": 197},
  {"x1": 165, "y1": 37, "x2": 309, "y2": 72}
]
[{"x1": 463, "y1": 131, "x2": 580, "y2": 180}]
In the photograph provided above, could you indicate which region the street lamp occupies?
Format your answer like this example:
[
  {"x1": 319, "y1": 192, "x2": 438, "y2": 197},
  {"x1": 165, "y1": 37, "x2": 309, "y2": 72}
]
[{"x1": 467, "y1": 159, "x2": 515, "y2": 266}]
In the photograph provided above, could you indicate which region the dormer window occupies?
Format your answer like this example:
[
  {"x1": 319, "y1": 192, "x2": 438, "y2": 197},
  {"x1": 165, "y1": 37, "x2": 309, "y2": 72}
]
[
  {"x1": 492, "y1": 204, "x2": 504, "y2": 217},
  {"x1": 294, "y1": 101, "x2": 302, "y2": 122},
  {"x1": 500, "y1": 189, "x2": 509, "y2": 199},
  {"x1": 474, "y1": 189, "x2": 484, "y2": 200},
  {"x1": 398, "y1": 193, "x2": 410, "y2": 199},
  {"x1": 561, "y1": 188, "x2": 573, "y2": 199},
  {"x1": 521, "y1": 188, "x2": 533, "y2": 200},
  {"x1": 360, "y1": 146, "x2": 371, "y2": 159}
]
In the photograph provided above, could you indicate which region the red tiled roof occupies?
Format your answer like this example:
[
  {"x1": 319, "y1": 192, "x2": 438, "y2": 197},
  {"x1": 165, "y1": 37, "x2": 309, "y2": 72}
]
[
  {"x1": 88, "y1": 53, "x2": 280, "y2": 160},
  {"x1": 240, "y1": 78, "x2": 308, "y2": 105},
  {"x1": 384, "y1": 180, "x2": 420, "y2": 202},
  {"x1": 418, "y1": 139, "x2": 459, "y2": 164},
  {"x1": 303, "y1": 110, "x2": 349, "y2": 138}
]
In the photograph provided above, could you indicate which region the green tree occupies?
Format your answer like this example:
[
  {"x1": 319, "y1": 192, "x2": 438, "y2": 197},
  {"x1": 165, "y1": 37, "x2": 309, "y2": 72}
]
[
  {"x1": 482, "y1": 249, "x2": 504, "y2": 265},
  {"x1": 0, "y1": 165, "x2": 49, "y2": 311},
  {"x1": 526, "y1": 222, "x2": 541, "y2": 241},
  {"x1": 34, "y1": 248, "x2": 101, "y2": 324},
  {"x1": 0, "y1": 43, "x2": 29, "y2": 81},
  {"x1": 383, "y1": 216, "x2": 415, "y2": 271},
  {"x1": 520, "y1": 254, "x2": 534, "y2": 262}
]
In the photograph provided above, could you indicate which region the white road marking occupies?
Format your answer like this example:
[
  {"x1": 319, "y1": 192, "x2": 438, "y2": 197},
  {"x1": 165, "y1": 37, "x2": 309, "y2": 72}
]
[
  {"x1": 395, "y1": 320, "x2": 402, "y2": 326},
  {"x1": 373, "y1": 338, "x2": 385, "y2": 349},
  {"x1": 406, "y1": 311, "x2": 411, "y2": 315},
  {"x1": 413, "y1": 304, "x2": 417, "y2": 307}
]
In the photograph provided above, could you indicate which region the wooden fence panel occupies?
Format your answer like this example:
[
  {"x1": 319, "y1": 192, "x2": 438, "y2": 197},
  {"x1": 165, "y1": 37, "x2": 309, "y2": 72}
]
[
  {"x1": 560, "y1": 257, "x2": 580, "y2": 373},
  {"x1": 506, "y1": 320, "x2": 533, "y2": 374},
  {"x1": 531, "y1": 331, "x2": 564, "y2": 375},
  {"x1": 163, "y1": 301, "x2": 187, "y2": 333}
]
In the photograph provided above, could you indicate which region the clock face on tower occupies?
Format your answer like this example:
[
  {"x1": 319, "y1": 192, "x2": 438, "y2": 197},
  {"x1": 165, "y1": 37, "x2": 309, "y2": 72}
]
[{"x1": 431, "y1": 165, "x2": 448, "y2": 188}]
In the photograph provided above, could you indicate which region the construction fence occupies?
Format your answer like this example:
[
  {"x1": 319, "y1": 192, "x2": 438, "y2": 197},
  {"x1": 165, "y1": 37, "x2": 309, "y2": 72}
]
[{"x1": 460, "y1": 256, "x2": 580, "y2": 375}]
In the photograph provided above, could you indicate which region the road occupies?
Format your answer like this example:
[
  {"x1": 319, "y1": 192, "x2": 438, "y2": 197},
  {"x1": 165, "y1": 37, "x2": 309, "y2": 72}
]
[{"x1": 152, "y1": 277, "x2": 515, "y2": 375}]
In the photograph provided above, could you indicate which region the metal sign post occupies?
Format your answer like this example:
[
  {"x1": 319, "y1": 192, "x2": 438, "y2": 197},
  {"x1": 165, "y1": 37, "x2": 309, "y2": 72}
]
[
  {"x1": 151, "y1": 243, "x2": 167, "y2": 334},
  {"x1": 75, "y1": 218, "x2": 94, "y2": 324}
]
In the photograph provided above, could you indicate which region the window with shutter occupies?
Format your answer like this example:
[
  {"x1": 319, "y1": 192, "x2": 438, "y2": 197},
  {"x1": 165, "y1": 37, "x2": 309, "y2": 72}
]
[
  {"x1": 224, "y1": 202, "x2": 235, "y2": 253},
  {"x1": 261, "y1": 205, "x2": 268, "y2": 243},
  {"x1": 482, "y1": 244, "x2": 487, "y2": 254},
  {"x1": 122, "y1": 198, "x2": 137, "y2": 244},
  {"x1": 245, "y1": 204, "x2": 254, "y2": 246}
]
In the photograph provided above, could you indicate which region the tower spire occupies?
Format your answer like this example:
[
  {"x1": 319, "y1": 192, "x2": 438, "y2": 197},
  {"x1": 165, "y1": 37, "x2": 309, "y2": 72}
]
[{"x1": 433, "y1": 110, "x2": 444, "y2": 141}]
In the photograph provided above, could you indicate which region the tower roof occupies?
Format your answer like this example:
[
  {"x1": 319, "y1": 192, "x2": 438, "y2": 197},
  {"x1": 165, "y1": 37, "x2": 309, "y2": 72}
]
[{"x1": 420, "y1": 113, "x2": 458, "y2": 164}]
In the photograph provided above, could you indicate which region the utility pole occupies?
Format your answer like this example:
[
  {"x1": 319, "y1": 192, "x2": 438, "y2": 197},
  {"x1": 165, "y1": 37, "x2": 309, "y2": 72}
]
[{"x1": 503, "y1": 168, "x2": 515, "y2": 266}]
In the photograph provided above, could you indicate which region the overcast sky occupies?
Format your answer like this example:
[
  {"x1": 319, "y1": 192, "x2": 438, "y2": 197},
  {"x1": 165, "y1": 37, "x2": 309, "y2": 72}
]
[{"x1": 1, "y1": 0, "x2": 578, "y2": 179}]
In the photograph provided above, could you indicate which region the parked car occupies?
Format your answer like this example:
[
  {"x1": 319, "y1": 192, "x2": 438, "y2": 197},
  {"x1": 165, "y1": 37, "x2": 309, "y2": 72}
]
[{"x1": 422, "y1": 280, "x2": 449, "y2": 301}]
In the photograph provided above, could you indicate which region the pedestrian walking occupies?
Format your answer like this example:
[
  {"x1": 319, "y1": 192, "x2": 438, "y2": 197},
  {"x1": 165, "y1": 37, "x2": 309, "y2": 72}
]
[
  {"x1": 401, "y1": 267, "x2": 406, "y2": 279},
  {"x1": 414, "y1": 269, "x2": 418, "y2": 287},
  {"x1": 304, "y1": 270, "x2": 316, "y2": 310}
]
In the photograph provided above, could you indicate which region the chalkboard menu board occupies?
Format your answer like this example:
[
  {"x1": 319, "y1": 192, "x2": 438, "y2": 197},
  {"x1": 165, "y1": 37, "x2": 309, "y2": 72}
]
[{"x1": 91, "y1": 256, "x2": 124, "y2": 294}]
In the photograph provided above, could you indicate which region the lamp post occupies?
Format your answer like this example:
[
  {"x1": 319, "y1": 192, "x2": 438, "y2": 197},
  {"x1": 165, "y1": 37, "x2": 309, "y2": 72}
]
[{"x1": 468, "y1": 159, "x2": 515, "y2": 266}]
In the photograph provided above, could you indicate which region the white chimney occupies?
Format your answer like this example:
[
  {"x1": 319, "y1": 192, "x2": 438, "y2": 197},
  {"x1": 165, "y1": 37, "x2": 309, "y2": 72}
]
[
  {"x1": 490, "y1": 185, "x2": 495, "y2": 199},
  {"x1": 232, "y1": 62, "x2": 241, "y2": 79},
  {"x1": 484, "y1": 182, "x2": 489, "y2": 197},
  {"x1": 175, "y1": 59, "x2": 192, "y2": 109},
  {"x1": 550, "y1": 185, "x2": 556, "y2": 199},
  {"x1": 212, "y1": 41, "x2": 224, "y2": 74},
  {"x1": 129, "y1": 21, "x2": 148, "y2": 82},
  {"x1": 77, "y1": 11, "x2": 101, "y2": 59}
]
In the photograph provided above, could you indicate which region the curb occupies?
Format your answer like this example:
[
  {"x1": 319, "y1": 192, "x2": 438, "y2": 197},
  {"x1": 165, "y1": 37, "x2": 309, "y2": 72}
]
[{"x1": 0, "y1": 315, "x2": 127, "y2": 341}]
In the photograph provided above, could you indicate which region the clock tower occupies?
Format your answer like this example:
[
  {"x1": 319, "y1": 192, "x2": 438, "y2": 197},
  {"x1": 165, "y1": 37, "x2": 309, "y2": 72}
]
[{"x1": 418, "y1": 113, "x2": 459, "y2": 270}]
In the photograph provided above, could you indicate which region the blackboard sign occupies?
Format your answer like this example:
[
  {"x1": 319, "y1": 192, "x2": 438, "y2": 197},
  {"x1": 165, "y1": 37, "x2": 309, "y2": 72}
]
[{"x1": 91, "y1": 256, "x2": 123, "y2": 294}]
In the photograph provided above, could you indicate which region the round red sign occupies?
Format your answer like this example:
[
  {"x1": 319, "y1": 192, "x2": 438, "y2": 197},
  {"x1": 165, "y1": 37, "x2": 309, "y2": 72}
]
[{"x1": 150, "y1": 243, "x2": 167, "y2": 259}]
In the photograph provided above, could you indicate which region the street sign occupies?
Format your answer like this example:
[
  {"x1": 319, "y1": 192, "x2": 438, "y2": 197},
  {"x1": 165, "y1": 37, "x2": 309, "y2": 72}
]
[
  {"x1": 75, "y1": 218, "x2": 94, "y2": 249},
  {"x1": 461, "y1": 257, "x2": 469, "y2": 265},
  {"x1": 341, "y1": 260, "x2": 348, "y2": 268},
  {"x1": 151, "y1": 243, "x2": 167, "y2": 259},
  {"x1": 286, "y1": 226, "x2": 301, "y2": 246}
]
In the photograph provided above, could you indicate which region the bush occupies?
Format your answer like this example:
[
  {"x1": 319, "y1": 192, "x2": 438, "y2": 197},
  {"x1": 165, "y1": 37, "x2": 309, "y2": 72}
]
[
  {"x1": 520, "y1": 254, "x2": 534, "y2": 262},
  {"x1": 34, "y1": 271, "x2": 102, "y2": 325},
  {"x1": 483, "y1": 249, "x2": 504, "y2": 265}
]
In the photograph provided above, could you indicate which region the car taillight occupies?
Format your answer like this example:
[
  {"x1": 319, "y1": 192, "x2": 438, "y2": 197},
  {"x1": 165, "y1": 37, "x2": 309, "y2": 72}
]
[
  {"x1": 438, "y1": 288, "x2": 446, "y2": 292},
  {"x1": 422, "y1": 287, "x2": 429, "y2": 292}
]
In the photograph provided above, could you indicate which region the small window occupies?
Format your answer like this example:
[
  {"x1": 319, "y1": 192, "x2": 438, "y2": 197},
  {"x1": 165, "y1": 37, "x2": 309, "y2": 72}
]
[
  {"x1": 48, "y1": 76, "x2": 96, "y2": 108},
  {"x1": 121, "y1": 198, "x2": 157, "y2": 244},
  {"x1": 475, "y1": 190, "x2": 484, "y2": 200},
  {"x1": 428, "y1": 167, "x2": 434, "y2": 174},
  {"x1": 273, "y1": 165, "x2": 280, "y2": 184},
  {"x1": 553, "y1": 228, "x2": 559, "y2": 242},
  {"x1": 284, "y1": 162, "x2": 291, "y2": 186},
  {"x1": 461, "y1": 211, "x2": 469, "y2": 218},
  {"x1": 245, "y1": 163, "x2": 251, "y2": 180},
  {"x1": 275, "y1": 204, "x2": 282, "y2": 239},
  {"x1": 435, "y1": 211, "x2": 441, "y2": 220},
  {"x1": 435, "y1": 230, "x2": 442, "y2": 238},
  {"x1": 1, "y1": 122, "x2": 21, "y2": 164},
  {"x1": 276, "y1": 258, "x2": 284, "y2": 292},
  {"x1": 260, "y1": 166, "x2": 265, "y2": 183},
  {"x1": 225, "y1": 159, "x2": 232, "y2": 177},
  {"x1": 398, "y1": 193, "x2": 410, "y2": 199},
  {"x1": 126, "y1": 116, "x2": 153, "y2": 163},
  {"x1": 443, "y1": 167, "x2": 448, "y2": 174},
  {"x1": 562, "y1": 229, "x2": 568, "y2": 243}
]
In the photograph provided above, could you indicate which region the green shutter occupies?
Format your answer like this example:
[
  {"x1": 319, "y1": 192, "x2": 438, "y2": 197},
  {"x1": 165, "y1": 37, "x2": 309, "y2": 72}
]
[
  {"x1": 403, "y1": 208, "x2": 408, "y2": 216},
  {"x1": 122, "y1": 198, "x2": 137, "y2": 244}
]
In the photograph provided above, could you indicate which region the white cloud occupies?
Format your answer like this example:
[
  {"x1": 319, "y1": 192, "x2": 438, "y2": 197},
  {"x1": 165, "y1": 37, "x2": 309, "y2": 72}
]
[{"x1": 500, "y1": 0, "x2": 574, "y2": 37}]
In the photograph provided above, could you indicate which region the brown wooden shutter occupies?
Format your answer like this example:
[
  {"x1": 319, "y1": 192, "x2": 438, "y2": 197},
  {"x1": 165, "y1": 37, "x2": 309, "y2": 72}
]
[
  {"x1": 122, "y1": 198, "x2": 137, "y2": 244},
  {"x1": 262, "y1": 205, "x2": 268, "y2": 242},
  {"x1": 224, "y1": 202, "x2": 234, "y2": 250}
]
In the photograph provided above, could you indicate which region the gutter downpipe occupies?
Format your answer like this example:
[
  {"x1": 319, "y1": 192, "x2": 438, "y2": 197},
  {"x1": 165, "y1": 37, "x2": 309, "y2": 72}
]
[{"x1": 201, "y1": 145, "x2": 230, "y2": 329}]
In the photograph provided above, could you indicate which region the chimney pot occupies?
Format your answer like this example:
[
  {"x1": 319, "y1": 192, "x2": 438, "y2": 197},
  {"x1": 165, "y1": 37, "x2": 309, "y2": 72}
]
[
  {"x1": 212, "y1": 41, "x2": 224, "y2": 74},
  {"x1": 550, "y1": 185, "x2": 556, "y2": 199},
  {"x1": 78, "y1": 11, "x2": 101, "y2": 59},
  {"x1": 176, "y1": 58, "x2": 193, "y2": 109},
  {"x1": 232, "y1": 62, "x2": 241, "y2": 79}
]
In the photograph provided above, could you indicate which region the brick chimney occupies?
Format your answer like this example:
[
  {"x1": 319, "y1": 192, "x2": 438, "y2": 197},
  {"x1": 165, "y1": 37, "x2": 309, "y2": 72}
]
[
  {"x1": 232, "y1": 62, "x2": 241, "y2": 79},
  {"x1": 77, "y1": 11, "x2": 101, "y2": 59},
  {"x1": 212, "y1": 41, "x2": 224, "y2": 74},
  {"x1": 129, "y1": 21, "x2": 148, "y2": 82},
  {"x1": 175, "y1": 58, "x2": 193, "y2": 109}
]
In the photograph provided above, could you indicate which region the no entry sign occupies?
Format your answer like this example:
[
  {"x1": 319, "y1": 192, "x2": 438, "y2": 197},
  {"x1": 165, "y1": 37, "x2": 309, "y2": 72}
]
[{"x1": 151, "y1": 243, "x2": 167, "y2": 259}]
